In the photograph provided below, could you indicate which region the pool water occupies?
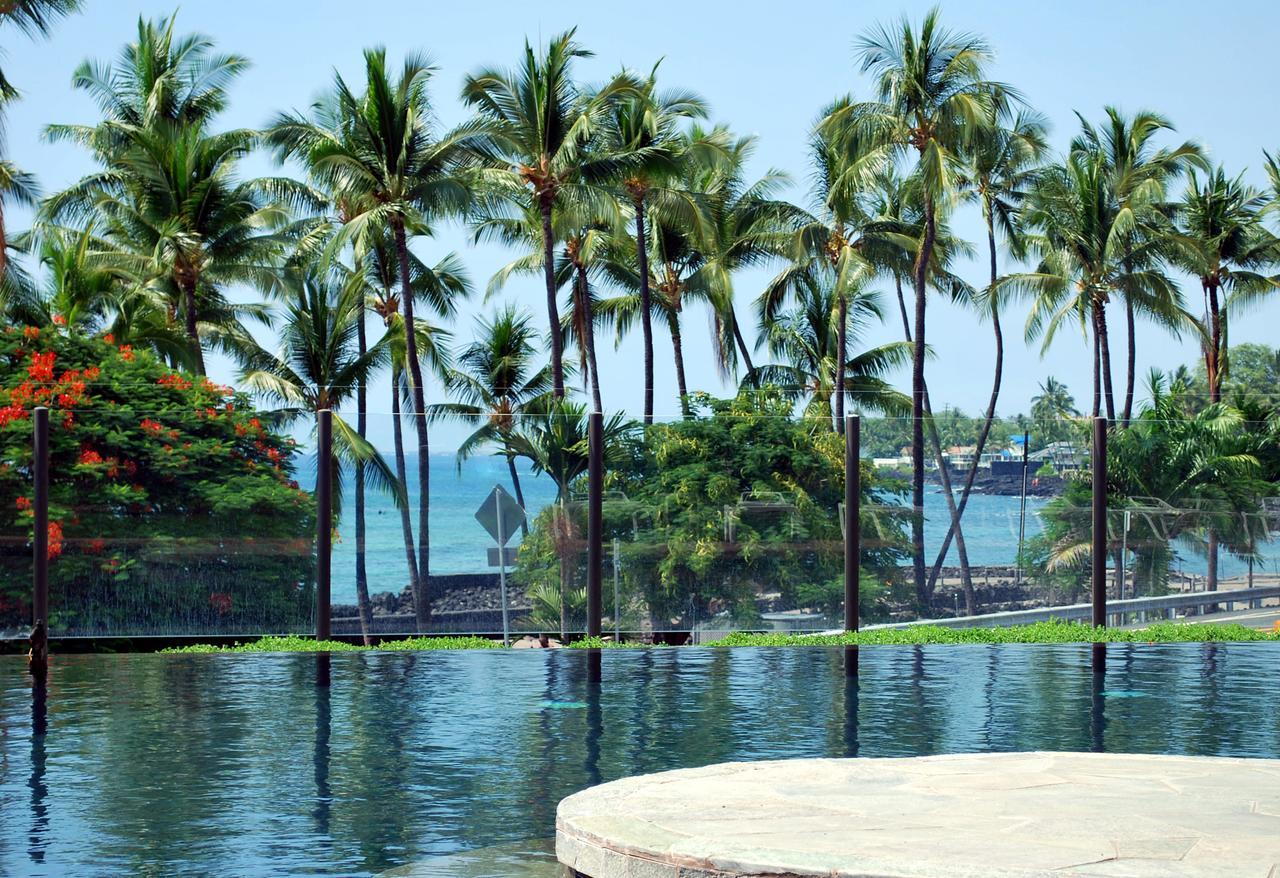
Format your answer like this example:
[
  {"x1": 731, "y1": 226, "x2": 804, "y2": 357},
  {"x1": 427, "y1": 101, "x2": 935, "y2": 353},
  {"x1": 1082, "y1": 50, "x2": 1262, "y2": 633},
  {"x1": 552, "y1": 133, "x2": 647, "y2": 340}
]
[{"x1": 1, "y1": 644, "x2": 1278, "y2": 877}]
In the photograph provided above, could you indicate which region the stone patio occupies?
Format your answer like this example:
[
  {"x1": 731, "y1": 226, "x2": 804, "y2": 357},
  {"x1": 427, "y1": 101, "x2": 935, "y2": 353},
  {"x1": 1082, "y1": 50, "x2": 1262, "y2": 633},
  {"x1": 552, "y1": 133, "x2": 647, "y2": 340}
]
[{"x1": 555, "y1": 752, "x2": 1280, "y2": 877}]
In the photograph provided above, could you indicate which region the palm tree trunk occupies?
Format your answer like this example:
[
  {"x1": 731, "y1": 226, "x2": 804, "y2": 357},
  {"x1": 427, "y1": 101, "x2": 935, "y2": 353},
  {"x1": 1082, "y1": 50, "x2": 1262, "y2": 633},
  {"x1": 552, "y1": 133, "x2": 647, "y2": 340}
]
[
  {"x1": 929, "y1": 220, "x2": 1005, "y2": 605},
  {"x1": 0, "y1": 200, "x2": 8, "y2": 284},
  {"x1": 835, "y1": 294, "x2": 847, "y2": 434},
  {"x1": 1206, "y1": 282, "x2": 1222, "y2": 600},
  {"x1": 633, "y1": 194, "x2": 654, "y2": 424},
  {"x1": 893, "y1": 274, "x2": 911, "y2": 339},
  {"x1": 910, "y1": 199, "x2": 938, "y2": 607},
  {"x1": 392, "y1": 218, "x2": 432, "y2": 629},
  {"x1": 1091, "y1": 325, "x2": 1102, "y2": 418},
  {"x1": 576, "y1": 264, "x2": 604, "y2": 414},
  {"x1": 1122, "y1": 297, "x2": 1136, "y2": 426},
  {"x1": 1207, "y1": 283, "x2": 1223, "y2": 404},
  {"x1": 391, "y1": 365, "x2": 422, "y2": 603},
  {"x1": 354, "y1": 316, "x2": 372, "y2": 645},
  {"x1": 921, "y1": 387, "x2": 975, "y2": 613},
  {"x1": 670, "y1": 311, "x2": 691, "y2": 419},
  {"x1": 179, "y1": 275, "x2": 206, "y2": 375},
  {"x1": 506, "y1": 451, "x2": 529, "y2": 538},
  {"x1": 1097, "y1": 303, "x2": 1116, "y2": 421},
  {"x1": 539, "y1": 193, "x2": 566, "y2": 399},
  {"x1": 729, "y1": 305, "x2": 755, "y2": 376},
  {"x1": 558, "y1": 499, "x2": 570, "y2": 641},
  {"x1": 1207, "y1": 532, "x2": 1219, "y2": 596}
]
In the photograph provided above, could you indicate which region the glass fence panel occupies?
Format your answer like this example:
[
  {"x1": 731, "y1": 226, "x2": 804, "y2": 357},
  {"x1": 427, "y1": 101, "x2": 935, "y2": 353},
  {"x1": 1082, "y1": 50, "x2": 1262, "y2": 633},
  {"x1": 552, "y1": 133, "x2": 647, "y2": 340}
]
[
  {"x1": 8, "y1": 400, "x2": 1276, "y2": 643},
  {"x1": 37, "y1": 396, "x2": 316, "y2": 638}
]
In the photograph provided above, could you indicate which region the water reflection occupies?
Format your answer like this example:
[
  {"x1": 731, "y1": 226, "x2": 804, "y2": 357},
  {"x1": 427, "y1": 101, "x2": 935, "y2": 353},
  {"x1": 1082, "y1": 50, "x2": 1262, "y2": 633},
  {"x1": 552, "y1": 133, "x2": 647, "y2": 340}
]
[
  {"x1": 0, "y1": 643, "x2": 1277, "y2": 877},
  {"x1": 842, "y1": 674, "x2": 859, "y2": 758},
  {"x1": 1090, "y1": 668, "x2": 1106, "y2": 753},
  {"x1": 27, "y1": 674, "x2": 48, "y2": 867},
  {"x1": 314, "y1": 663, "x2": 332, "y2": 838}
]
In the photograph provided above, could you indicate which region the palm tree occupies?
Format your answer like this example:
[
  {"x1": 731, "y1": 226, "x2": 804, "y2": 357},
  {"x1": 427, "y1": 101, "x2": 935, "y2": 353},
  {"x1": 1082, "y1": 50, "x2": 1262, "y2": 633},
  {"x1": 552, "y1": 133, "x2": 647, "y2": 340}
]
[
  {"x1": 269, "y1": 48, "x2": 484, "y2": 628},
  {"x1": 1018, "y1": 148, "x2": 1188, "y2": 421},
  {"x1": 46, "y1": 18, "x2": 297, "y2": 373},
  {"x1": 47, "y1": 123, "x2": 294, "y2": 374},
  {"x1": 928, "y1": 110, "x2": 1047, "y2": 592},
  {"x1": 1169, "y1": 165, "x2": 1280, "y2": 594},
  {"x1": 602, "y1": 64, "x2": 707, "y2": 422},
  {"x1": 474, "y1": 195, "x2": 612, "y2": 413},
  {"x1": 232, "y1": 266, "x2": 403, "y2": 643},
  {"x1": 826, "y1": 8, "x2": 1008, "y2": 602},
  {"x1": 639, "y1": 126, "x2": 799, "y2": 380},
  {"x1": 1030, "y1": 376, "x2": 1081, "y2": 447},
  {"x1": 506, "y1": 398, "x2": 633, "y2": 638},
  {"x1": 748, "y1": 273, "x2": 911, "y2": 424},
  {"x1": 354, "y1": 231, "x2": 467, "y2": 627},
  {"x1": 45, "y1": 14, "x2": 248, "y2": 152},
  {"x1": 761, "y1": 103, "x2": 908, "y2": 433},
  {"x1": 1106, "y1": 373, "x2": 1267, "y2": 597},
  {"x1": 432, "y1": 305, "x2": 553, "y2": 535},
  {"x1": 1173, "y1": 166, "x2": 1280, "y2": 404},
  {"x1": 462, "y1": 29, "x2": 634, "y2": 401},
  {"x1": 1073, "y1": 108, "x2": 1203, "y2": 425}
]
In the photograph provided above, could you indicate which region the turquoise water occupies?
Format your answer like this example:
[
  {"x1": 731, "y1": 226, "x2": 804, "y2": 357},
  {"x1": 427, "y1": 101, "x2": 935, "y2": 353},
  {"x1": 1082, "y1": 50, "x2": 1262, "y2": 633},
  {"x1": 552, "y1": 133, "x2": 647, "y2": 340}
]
[
  {"x1": 319, "y1": 456, "x2": 1277, "y2": 605},
  {"x1": 1, "y1": 644, "x2": 1277, "y2": 876}
]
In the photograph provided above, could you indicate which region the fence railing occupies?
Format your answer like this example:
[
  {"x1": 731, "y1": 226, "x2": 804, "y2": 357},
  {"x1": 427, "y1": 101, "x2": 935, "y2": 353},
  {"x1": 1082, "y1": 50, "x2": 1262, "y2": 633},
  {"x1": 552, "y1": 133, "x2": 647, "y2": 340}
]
[{"x1": 852, "y1": 585, "x2": 1280, "y2": 632}]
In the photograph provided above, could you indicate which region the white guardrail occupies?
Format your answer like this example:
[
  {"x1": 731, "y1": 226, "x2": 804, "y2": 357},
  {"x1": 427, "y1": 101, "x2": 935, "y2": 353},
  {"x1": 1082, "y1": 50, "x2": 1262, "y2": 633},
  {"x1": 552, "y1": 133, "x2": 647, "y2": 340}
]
[{"x1": 860, "y1": 585, "x2": 1280, "y2": 632}]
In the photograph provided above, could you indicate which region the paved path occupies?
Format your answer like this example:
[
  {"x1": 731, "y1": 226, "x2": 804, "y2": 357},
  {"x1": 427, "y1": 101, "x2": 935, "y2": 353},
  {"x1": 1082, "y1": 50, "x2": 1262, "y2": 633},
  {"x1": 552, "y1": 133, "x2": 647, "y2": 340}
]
[{"x1": 556, "y1": 752, "x2": 1280, "y2": 877}]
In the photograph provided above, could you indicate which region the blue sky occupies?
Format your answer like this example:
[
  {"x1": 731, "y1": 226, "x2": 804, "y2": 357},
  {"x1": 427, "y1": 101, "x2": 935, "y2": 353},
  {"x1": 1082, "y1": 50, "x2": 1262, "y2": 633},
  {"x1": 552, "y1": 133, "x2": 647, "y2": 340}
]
[{"x1": 6, "y1": 0, "x2": 1280, "y2": 450}]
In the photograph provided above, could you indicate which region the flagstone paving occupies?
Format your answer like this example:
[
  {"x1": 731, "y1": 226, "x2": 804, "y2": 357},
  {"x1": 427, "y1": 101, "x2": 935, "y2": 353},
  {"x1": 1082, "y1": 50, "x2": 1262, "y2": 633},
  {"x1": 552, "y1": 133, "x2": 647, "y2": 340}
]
[{"x1": 556, "y1": 752, "x2": 1280, "y2": 877}]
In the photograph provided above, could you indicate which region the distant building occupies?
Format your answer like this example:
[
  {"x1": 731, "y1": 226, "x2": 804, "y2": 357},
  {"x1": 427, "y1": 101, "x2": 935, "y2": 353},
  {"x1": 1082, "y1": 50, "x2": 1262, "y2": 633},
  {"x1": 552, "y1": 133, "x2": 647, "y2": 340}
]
[{"x1": 1029, "y1": 441, "x2": 1087, "y2": 472}]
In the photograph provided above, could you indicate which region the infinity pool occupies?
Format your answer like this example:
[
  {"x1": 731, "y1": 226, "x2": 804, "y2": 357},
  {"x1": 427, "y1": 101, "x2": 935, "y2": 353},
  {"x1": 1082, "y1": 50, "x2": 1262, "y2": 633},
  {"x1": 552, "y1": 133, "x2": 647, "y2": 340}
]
[{"x1": 1, "y1": 644, "x2": 1278, "y2": 876}]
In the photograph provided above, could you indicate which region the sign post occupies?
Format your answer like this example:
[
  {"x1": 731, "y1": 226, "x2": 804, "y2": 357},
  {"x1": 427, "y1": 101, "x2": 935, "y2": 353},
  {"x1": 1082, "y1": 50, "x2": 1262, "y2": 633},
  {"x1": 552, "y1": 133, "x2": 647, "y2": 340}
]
[{"x1": 475, "y1": 485, "x2": 526, "y2": 646}]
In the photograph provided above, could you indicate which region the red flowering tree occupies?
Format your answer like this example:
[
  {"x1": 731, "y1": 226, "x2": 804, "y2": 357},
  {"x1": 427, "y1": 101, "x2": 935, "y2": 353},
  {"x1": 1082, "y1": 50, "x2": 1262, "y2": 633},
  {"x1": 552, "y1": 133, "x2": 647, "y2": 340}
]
[{"x1": 0, "y1": 326, "x2": 315, "y2": 635}]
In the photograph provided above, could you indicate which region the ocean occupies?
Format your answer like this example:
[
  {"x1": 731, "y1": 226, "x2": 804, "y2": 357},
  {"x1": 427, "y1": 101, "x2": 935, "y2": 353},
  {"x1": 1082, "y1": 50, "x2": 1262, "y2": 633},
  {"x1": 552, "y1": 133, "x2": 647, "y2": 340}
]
[{"x1": 305, "y1": 454, "x2": 1277, "y2": 604}]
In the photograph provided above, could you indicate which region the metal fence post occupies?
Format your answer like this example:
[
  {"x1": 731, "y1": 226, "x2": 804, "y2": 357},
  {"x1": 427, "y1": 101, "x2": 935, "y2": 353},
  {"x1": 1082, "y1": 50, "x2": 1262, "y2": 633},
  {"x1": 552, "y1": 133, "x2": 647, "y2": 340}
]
[
  {"x1": 844, "y1": 414, "x2": 860, "y2": 633},
  {"x1": 31, "y1": 407, "x2": 49, "y2": 676},
  {"x1": 1091, "y1": 416, "x2": 1107, "y2": 672},
  {"x1": 587, "y1": 411, "x2": 603, "y2": 638},
  {"x1": 316, "y1": 409, "x2": 332, "y2": 643},
  {"x1": 1091, "y1": 417, "x2": 1107, "y2": 628}
]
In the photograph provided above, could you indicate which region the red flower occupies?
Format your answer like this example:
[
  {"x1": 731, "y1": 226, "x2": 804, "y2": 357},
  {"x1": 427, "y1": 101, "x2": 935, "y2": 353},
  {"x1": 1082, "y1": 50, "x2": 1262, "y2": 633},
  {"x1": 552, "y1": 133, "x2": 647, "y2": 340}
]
[
  {"x1": 140, "y1": 418, "x2": 164, "y2": 436},
  {"x1": 15, "y1": 496, "x2": 31, "y2": 511},
  {"x1": 0, "y1": 403, "x2": 27, "y2": 426},
  {"x1": 28, "y1": 351, "x2": 57, "y2": 382},
  {"x1": 47, "y1": 521, "x2": 63, "y2": 559},
  {"x1": 22, "y1": 326, "x2": 39, "y2": 340},
  {"x1": 88, "y1": 538, "x2": 106, "y2": 555},
  {"x1": 118, "y1": 345, "x2": 135, "y2": 361},
  {"x1": 158, "y1": 373, "x2": 193, "y2": 391},
  {"x1": 102, "y1": 333, "x2": 115, "y2": 345},
  {"x1": 52, "y1": 315, "x2": 67, "y2": 326}
]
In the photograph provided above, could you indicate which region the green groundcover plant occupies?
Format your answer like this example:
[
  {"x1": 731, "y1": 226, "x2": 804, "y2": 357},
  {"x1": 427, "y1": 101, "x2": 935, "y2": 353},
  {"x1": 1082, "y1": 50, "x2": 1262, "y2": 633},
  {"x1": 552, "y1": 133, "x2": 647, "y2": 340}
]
[
  {"x1": 0, "y1": 325, "x2": 315, "y2": 635},
  {"x1": 160, "y1": 620, "x2": 1279, "y2": 652}
]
